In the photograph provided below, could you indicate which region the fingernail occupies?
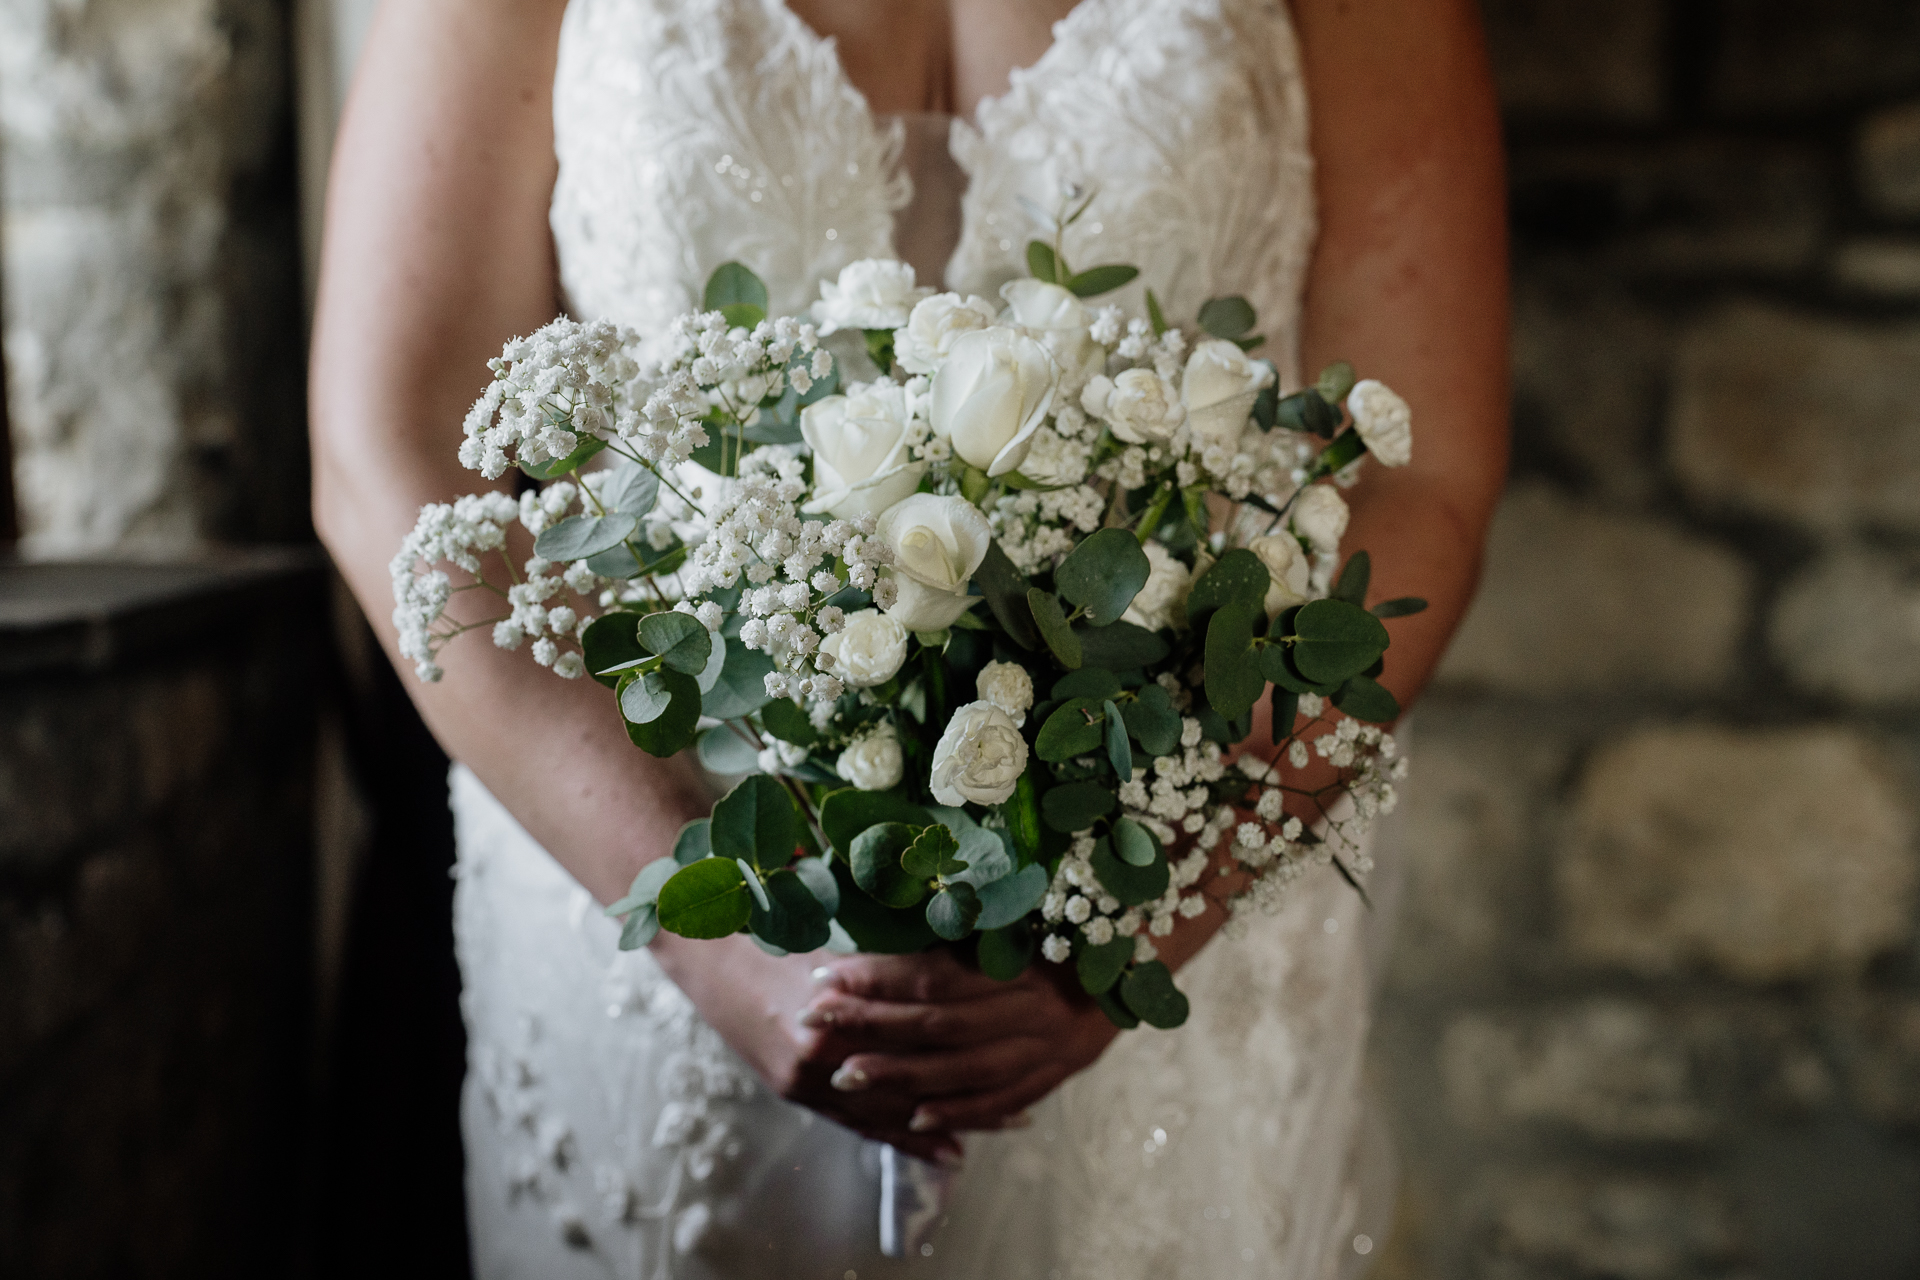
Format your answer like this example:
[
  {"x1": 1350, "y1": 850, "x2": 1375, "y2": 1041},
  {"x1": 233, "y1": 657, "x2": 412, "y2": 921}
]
[
  {"x1": 830, "y1": 1064, "x2": 869, "y2": 1092},
  {"x1": 908, "y1": 1109, "x2": 938, "y2": 1132},
  {"x1": 796, "y1": 1006, "x2": 833, "y2": 1029},
  {"x1": 1002, "y1": 1111, "x2": 1033, "y2": 1130},
  {"x1": 810, "y1": 966, "x2": 836, "y2": 986}
]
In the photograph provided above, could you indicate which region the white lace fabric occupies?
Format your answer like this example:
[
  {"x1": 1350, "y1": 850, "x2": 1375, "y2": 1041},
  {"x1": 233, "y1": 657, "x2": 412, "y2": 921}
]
[{"x1": 458, "y1": 1, "x2": 1393, "y2": 1275}]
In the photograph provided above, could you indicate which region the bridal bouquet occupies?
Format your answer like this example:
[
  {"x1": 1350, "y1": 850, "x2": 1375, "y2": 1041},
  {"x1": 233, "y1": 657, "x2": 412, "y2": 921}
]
[{"x1": 393, "y1": 229, "x2": 1418, "y2": 1031}]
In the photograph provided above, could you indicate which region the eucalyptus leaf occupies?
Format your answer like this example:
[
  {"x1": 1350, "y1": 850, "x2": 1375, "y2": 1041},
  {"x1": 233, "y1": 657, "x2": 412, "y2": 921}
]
[
  {"x1": 710, "y1": 773, "x2": 799, "y2": 871},
  {"x1": 672, "y1": 819, "x2": 711, "y2": 865},
  {"x1": 1331, "y1": 550, "x2": 1372, "y2": 607},
  {"x1": 582, "y1": 612, "x2": 647, "y2": 688},
  {"x1": 1076, "y1": 935, "x2": 1134, "y2": 995},
  {"x1": 701, "y1": 639, "x2": 775, "y2": 720},
  {"x1": 749, "y1": 867, "x2": 832, "y2": 953},
  {"x1": 535, "y1": 512, "x2": 639, "y2": 562},
  {"x1": 1271, "y1": 687, "x2": 1301, "y2": 745},
  {"x1": 947, "y1": 827, "x2": 1012, "y2": 888},
  {"x1": 1198, "y1": 295, "x2": 1257, "y2": 340},
  {"x1": 605, "y1": 857, "x2": 680, "y2": 918},
  {"x1": 1276, "y1": 389, "x2": 1340, "y2": 437},
  {"x1": 696, "y1": 724, "x2": 761, "y2": 775},
  {"x1": 1090, "y1": 836, "x2": 1169, "y2": 907},
  {"x1": 1036, "y1": 697, "x2": 1108, "y2": 763},
  {"x1": 925, "y1": 881, "x2": 982, "y2": 941},
  {"x1": 591, "y1": 458, "x2": 660, "y2": 517},
  {"x1": 1027, "y1": 240, "x2": 1065, "y2": 284},
  {"x1": 619, "y1": 669, "x2": 675, "y2": 724},
  {"x1": 1095, "y1": 988, "x2": 1141, "y2": 1029},
  {"x1": 1111, "y1": 816, "x2": 1160, "y2": 868},
  {"x1": 736, "y1": 859, "x2": 771, "y2": 912},
  {"x1": 974, "y1": 863, "x2": 1048, "y2": 930},
  {"x1": 1316, "y1": 360, "x2": 1357, "y2": 403},
  {"x1": 1053, "y1": 669, "x2": 1123, "y2": 701},
  {"x1": 655, "y1": 857, "x2": 751, "y2": 939},
  {"x1": 975, "y1": 539, "x2": 1039, "y2": 649},
  {"x1": 977, "y1": 921, "x2": 1033, "y2": 981},
  {"x1": 617, "y1": 905, "x2": 660, "y2": 950},
  {"x1": 1004, "y1": 771, "x2": 1043, "y2": 867},
  {"x1": 1074, "y1": 621, "x2": 1168, "y2": 668},
  {"x1": 1290, "y1": 598, "x2": 1390, "y2": 686},
  {"x1": 1145, "y1": 288, "x2": 1170, "y2": 337},
  {"x1": 759, "y1": 697, "x2": 818, "y2": 746},
  {"x1": 1067, "y1": 264, "x2": 1139, "y2": 298},
  {"x1": 695, "y1": 629, "x2": 727, "y2": 693},
  {"x1": 1333, "y1": 673, "x2": 1401, "y2": 723},
  {"x1": 1203, "y1": 600, "x2": 1265, "y2": 722},
  {"x1": 1119, "y1": 961, "x2": 1190, "y2": 1029},
  {"x1": 850, "y1": 823, "x2": 930, "y2": 909},
  {"x1": 1121, "y1": 683, "x2": 1182, "y2": 756},
  {"x1": 1371, "y1": 596, "x2": 1429, "y2": 619},
  {"x1": 1028, "y1": 588, "x2": 1082, "y2": 669},
  {"x1": 830, "y1": 859, "x2": 939, "y2": 954},
  {"x1": 820, "y1": 790, "x2": 932, "y2": 860},
  {"x1": 1186, "y1": 548, "x2": 1269, "y2": 619},
  {"x1": 901, "y1": 824, "x2": 963, "y2": 879},
  {"x1": 1103, "y1": 699, "x2": 1133, "y2": 779},
  {"x1": 1043, "y1": 780, "x2": 1116, "y2": 833},
  {"x1": 518, "y1": 434, "x2": 607, "y2": 481},
  {"x1": 1056, "y1": 528, "x2": 1152, "y2": 627},
  {"x1": 637, "y1": 611, "x2": 713, "y2": 675},
  {"x1": 704, "y1": 260, "x2": 769, "y2": 315},
  {"x1": 793, "y1": 855, "x2": 840, "y2": 915}
]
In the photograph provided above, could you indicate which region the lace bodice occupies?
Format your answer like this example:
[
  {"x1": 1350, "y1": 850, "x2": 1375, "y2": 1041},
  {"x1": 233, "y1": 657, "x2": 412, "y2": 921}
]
[{"x1": 551, "y1": 0, "x2": 1317, "y2": 383}]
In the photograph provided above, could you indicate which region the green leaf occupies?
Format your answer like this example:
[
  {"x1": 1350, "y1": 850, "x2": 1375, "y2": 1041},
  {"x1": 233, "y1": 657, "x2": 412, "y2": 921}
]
[
  {"x1": 605, "y1": 857, "x2": 679, "y2": 918},
  {"x1": 1290, "y1": 598, "x2": 1391, "y2": 685},
  {"x1": 518, "y1": 434, "x2": 607, "y2": 481},
  {"x1": 849, "y1": 823, "x2": 930, "y2": 908},
  {"x1": 830, "y1": 860, "x2": 938, "y2": 954},
  {"x1": 535, "y1": 512, "x2": 639, "y2": 561},
  {"x1": 1091, "y1": 836, "x2": 1169, "y2": 907},
  {"x1": 1121, "y1": 683, "x2": 1182, "y2": 757},
  {"x1": 1043, "y1": 780, "x2": 1116, "y2": 833},
  {"x1": 975, "y1": 539, "x2": 1039, "y2": 650},
  {"x1": 1056, "y1": 528, "x2": 1153, "y2": 627},
  {"x1": 749, "y1": 867, "x2": 833, "y2": 953},
  {"x1": 593, "y1": 458, "x2": 660, "y2": 516},
  {"x1": 1074, "y1": 621, "x2": 1168, "y2": 668},
  {"x1": 1333, "y1": 673, "x2": 1401, "y2": 723},
  {"x1": 1203, "y1": 600, "x2": 1265, "y2": 722},
  {"x1": 1276, "y1": 389, "x2": 1340, "y2": 436},
  {"x1": 1119, "y1": 961, "x2": 1190, "y2": 1029},
  {"x1": 1198, "y1": 295, "x2": 1258, "y2": 340},
  {"x1": 1103, "y1": 699, "x2": 1133, "y2": 779},
  {"x1": 1076, "y1": 935, "x2": 1134, "y2": 995},
  {"x1": 1004, "y1": 771, "x2": 1043, "y2": 866},
  {"x1": 901, "y1": 824, "x2": 964, "y2": 879},
  {"x1": 1027, "y1": 240, "x2": 1062, "y2": 284},
  {"x1": 672, "y1": 819, "x2": 712, "y2": 865},
  {"x1": 759, "y1": 696, "x2": 818, "y2": 746},
  {"x1": 719, "y1": 302, "x2": 765, "y2": 328},
  {"x1": 1036, "y1": 697, "x2": 1108, "y2": 762},
  {"x1": 1331, "y1": 550, "x2": 1371, "y2": 606},
  {"x1": 975, "y1": 863, "x2": 1048, "y2": 929},
  {"x1": 1371, "y1": 596, "x2": 1429, "y2": 619},
  {"x1": 793, "y1": 855, "x2": 840, "y2": 914},
  {"x1": 701, "y1": 638, "x2": 775, "y2": 720},
  {"x1": 1095, "y1": 988, "x2": 1141, "y2": 1029},
  {"x1": 695, "y1": 629, "x2": 728, "y2": 692},
  {"x1": 1186, "y1": 548, "x2": 1269, "y2": 619},
  {"x1": 736, "y1": 859, "x2": 771, "y2": 912},
  {"x1": 977, "y1": 921, "x2": 1034, "y2": 981},
  {"x1": 711, "y1": 774, "x2": 799, "y2": 871},
  {"x1": 617, "y1": 905, "x2": 660, "y2": 950},
  {"x1": 925, "y1": 882, "x2": 982, "y2": 941},
  {"x1": 1067, "y1": 264, "x2": 1139, "y2": 298},
  {"x1": 620, "y1": 669, "x2": 702, "y2": 756},
  {"x1": 655, "y1": 857, "x2": 752, "y2": 938},
  {"x1": 944, "y1": 826, "x2": 1012, "y2": 888},
  {"x1": 637, "y1": 610, "x2": 713, "y2": 675},
  {"x1": 1028, "y1": 588, "x2": 1082, "y2": 669},
  {"x1": 1270, "y1": 687, "x2": 1300, "y2": 745},
  {"x1": 696, "y1": 724, "x2": 760, "y2": 775},
  {"x1": 1053, "y1": 669, "x2": 1123, "y2": 701},
  {"x1": 1111, "y1": 816, "x2": 1160, "y2": 868},
  {"x1": 1145, "y1": 288, "x2": 1169, "y2": 337},
  {"x1": 820, "y1": 789, "x2": 932, "y2": 860},
  {"x1": 704, "y1": 261, "x2": 769, "y2": 316},
  {"x1": 582, "y1": 612, "x2": 647, "y2": 688},
  {"x1": 1315, "y1": 360, "x2": 1357, "y2": 404}
]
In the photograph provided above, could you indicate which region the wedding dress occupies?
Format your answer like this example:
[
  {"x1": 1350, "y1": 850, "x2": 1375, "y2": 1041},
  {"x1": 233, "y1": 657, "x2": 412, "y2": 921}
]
[{"x1": 451, "y1": 0, "x2": 1404, "y2": 1274}]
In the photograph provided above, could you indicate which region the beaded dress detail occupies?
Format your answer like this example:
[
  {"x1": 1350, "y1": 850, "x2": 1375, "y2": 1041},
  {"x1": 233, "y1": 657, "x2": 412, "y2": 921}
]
[{"x1": 453, "y1": 1, "x2": 1397, "y2": 1275}]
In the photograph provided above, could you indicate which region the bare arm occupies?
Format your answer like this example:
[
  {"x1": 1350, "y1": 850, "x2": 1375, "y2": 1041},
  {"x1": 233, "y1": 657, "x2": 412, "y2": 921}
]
[{"x1": 830, "y1": 0, "x2": 1510, "y2": 1133}]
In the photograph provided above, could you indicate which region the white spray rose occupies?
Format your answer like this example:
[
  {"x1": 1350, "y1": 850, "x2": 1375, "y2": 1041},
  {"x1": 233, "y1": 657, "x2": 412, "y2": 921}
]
[
  {"x1": 975, "y1": 660, "x2": 1035, "y2": 727},
  {"x1": 928, "y1": 700, "x2": 1028, "y2": 806},
  {"x1": 800, "y1": 383, "x2": 928, "y2": 519},
  {"x1": 893, "y1": 292, "x2": 998, "y2": 375},
  {"x1": 875, "y1": 493, "x2": 992, "y2": 632},
  {"x1": 836, "y1": 721, "x2": 904, "y2": 791},
  {"x1": 1122, "y1": 542, "x2": 1193, "y2": 632},
  {"x1": 1347, "y1": 379, "x2": 1412, "y2": 467},
  {"x1": 930, "y1": 327, "x2": 1056, "y2": 477},
  {"x1": 1183, "y1": 340, "x2": 1274, "y2": 448},
  {"x1": 811, "y1": 258, "x2": 930, "y2": 334},
  {"x1": 817, "y1": 608, "x2": 908, "y2": 688},
  {"x1": 1290, "y1": 484, "x2": 1350, "y2": 554},
  {"x1": 1001, "y1": 279, "x2": 1104, "y2": 389},
  {"x1": 1250, "y1": 533, "x2": 1312, "y2": 618},
  {"x1": 1081, "y1": 368, "x2": 1185, "y2": 445}
]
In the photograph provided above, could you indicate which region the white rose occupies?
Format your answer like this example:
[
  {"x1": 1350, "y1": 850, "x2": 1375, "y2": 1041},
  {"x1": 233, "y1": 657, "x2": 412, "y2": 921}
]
[
  {"x1": 836, "y1": 721, "x2": 904, "y2": 791},
  {"x1": 1081, "y1": 368, "x2": 1185, "y2": 445},
  {"x1": 929, "y1": 327, "x2": 1056, "y2": 478},
  {"x1": 800, "y1": 383, "x2": 929, "y2": 519},
  {"x1": 975, "y1": 660, "x2": 1034, "y2": 727},
  {"x1": 893, "y1": 292, "x2": 998, "y2": 375},
  {"x1": 928, "y1": 700, "x2": 1028, "y2": 806},
  {"x1": 1122, "y1": 542, "x2": 1193, "y2": 632},
  {"x1": 1017, "y1": 425, "x2": 1090, "y2": 487},
  {"x1": 1347, "y1": 378, "x2": 1412, "y2": 467},
  {"x1": 1290, "y1": 484, "x2": 1349, "y2": 554},
  {"x1": 811, "y1": 258, "x2": 930, "y2": 334},
  {"x1": 817, "y1": 608, "x2": 908, "y2": 687},
  {"x1": 876, "y1": 493, "x2": 992, "y2": 632},
  {"x1": 1183, "y1": 340, "x2": 1274, "y2": 448},
  {"x1": 1001, "y1": 279, "x2": 1104, "y2": 388},
  {"x1": 1250, "y1": 533, "x2": 1312, "y2": 618}
]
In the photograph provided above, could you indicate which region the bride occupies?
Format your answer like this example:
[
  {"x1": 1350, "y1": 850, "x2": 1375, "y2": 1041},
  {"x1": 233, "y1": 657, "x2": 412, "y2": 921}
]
[{"x1": 310, "y1": 0, "x2": 1508, "y2": 1274}]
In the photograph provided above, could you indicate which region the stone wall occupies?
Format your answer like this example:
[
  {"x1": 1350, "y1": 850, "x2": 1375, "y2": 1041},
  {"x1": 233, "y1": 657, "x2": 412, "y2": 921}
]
[
  {"x1": 1374, "y1": 3, "x2": 1920, "y2": 1277},
  {"x1": 0, "y1": 0, "x2": 307, "y2": 557}
]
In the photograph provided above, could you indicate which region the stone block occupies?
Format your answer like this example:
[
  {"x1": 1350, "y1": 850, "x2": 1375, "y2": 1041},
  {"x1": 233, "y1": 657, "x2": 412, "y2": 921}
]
[
  {"x1": 1438, "y1": 484, "x2": 1752, "y2": 695},
  {"x1": 1510, "y1": 279, "x2": 1669, "y2": 502},
  {"x1": 1670, "y1": 304, "x2": 1920, "y2": 533},
  {"x1": 1771, "y1": 545, "x2": 1920, "y2": 704},
  {"x1": 1831, "y1": 237, "x2": 1920, "y2": 298},
  {"x1": 1509, "y1": 141, "x2": 1825, "y2": 275},
  {"x1": 1481, "y1": 0, "x2": 1665, "y2": 123},
  {"x1": 1469, "y1": 1170, "x2": 1744, "y2": 1280},
  {"x1": 1846, "y1": 998, "x2": 1920, "y2": 1129},
  {"x1": 1712, "y1": 0, "x2": 1920, "y2": 115},
  {"x1": 1558, "y1": 725, "x2": 1917, "y2": 981},
  {"x1": 1858, "y1": 101, "x2": 1920, "y2": 218}
]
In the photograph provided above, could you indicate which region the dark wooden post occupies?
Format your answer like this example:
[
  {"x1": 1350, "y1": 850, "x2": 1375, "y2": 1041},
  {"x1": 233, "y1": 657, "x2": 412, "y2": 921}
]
[{"x1": 0, "y1": 250, "x2": 14, "y2": 550}]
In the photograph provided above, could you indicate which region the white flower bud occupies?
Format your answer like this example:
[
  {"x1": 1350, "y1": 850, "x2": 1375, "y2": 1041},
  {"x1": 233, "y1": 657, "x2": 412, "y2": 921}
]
[
  {"x1": 1289, "y1": 484, "x2": 1349, "y2": 554},
  {"x1": 817, "y1": 608, "x2": 908, "y2": 688},
  {"x1": 1347, "y1": 379, "x2": 1412, "y2": 467},
  {"x1": 974, "y1": 660, "x2": 1034, "y2": 727},
  {"x1": 1249, "y1": 533, "x2": 1311, "y2": 618},
  {"x1": 875, "y1": 493, "x2": 990, "y2": 632},
  {"x1": 927, "y1": 699, "x2": 1028, "y2": 807},
  {"x1": 835, "y1": 721, "x2": 904, "y2": 791},
  {"x1": 1183, "y1": 340, "x2": 1272, "y2": 448},
  {"x1": 893, "y1": 292, "x2": 998, "y2": 374},
  {"x1": 811, "y1": 258, "x2": 929, "y2": 334},
  {"x1": 929, "y1": 327, "x2": 1056, "y2": 477}
]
